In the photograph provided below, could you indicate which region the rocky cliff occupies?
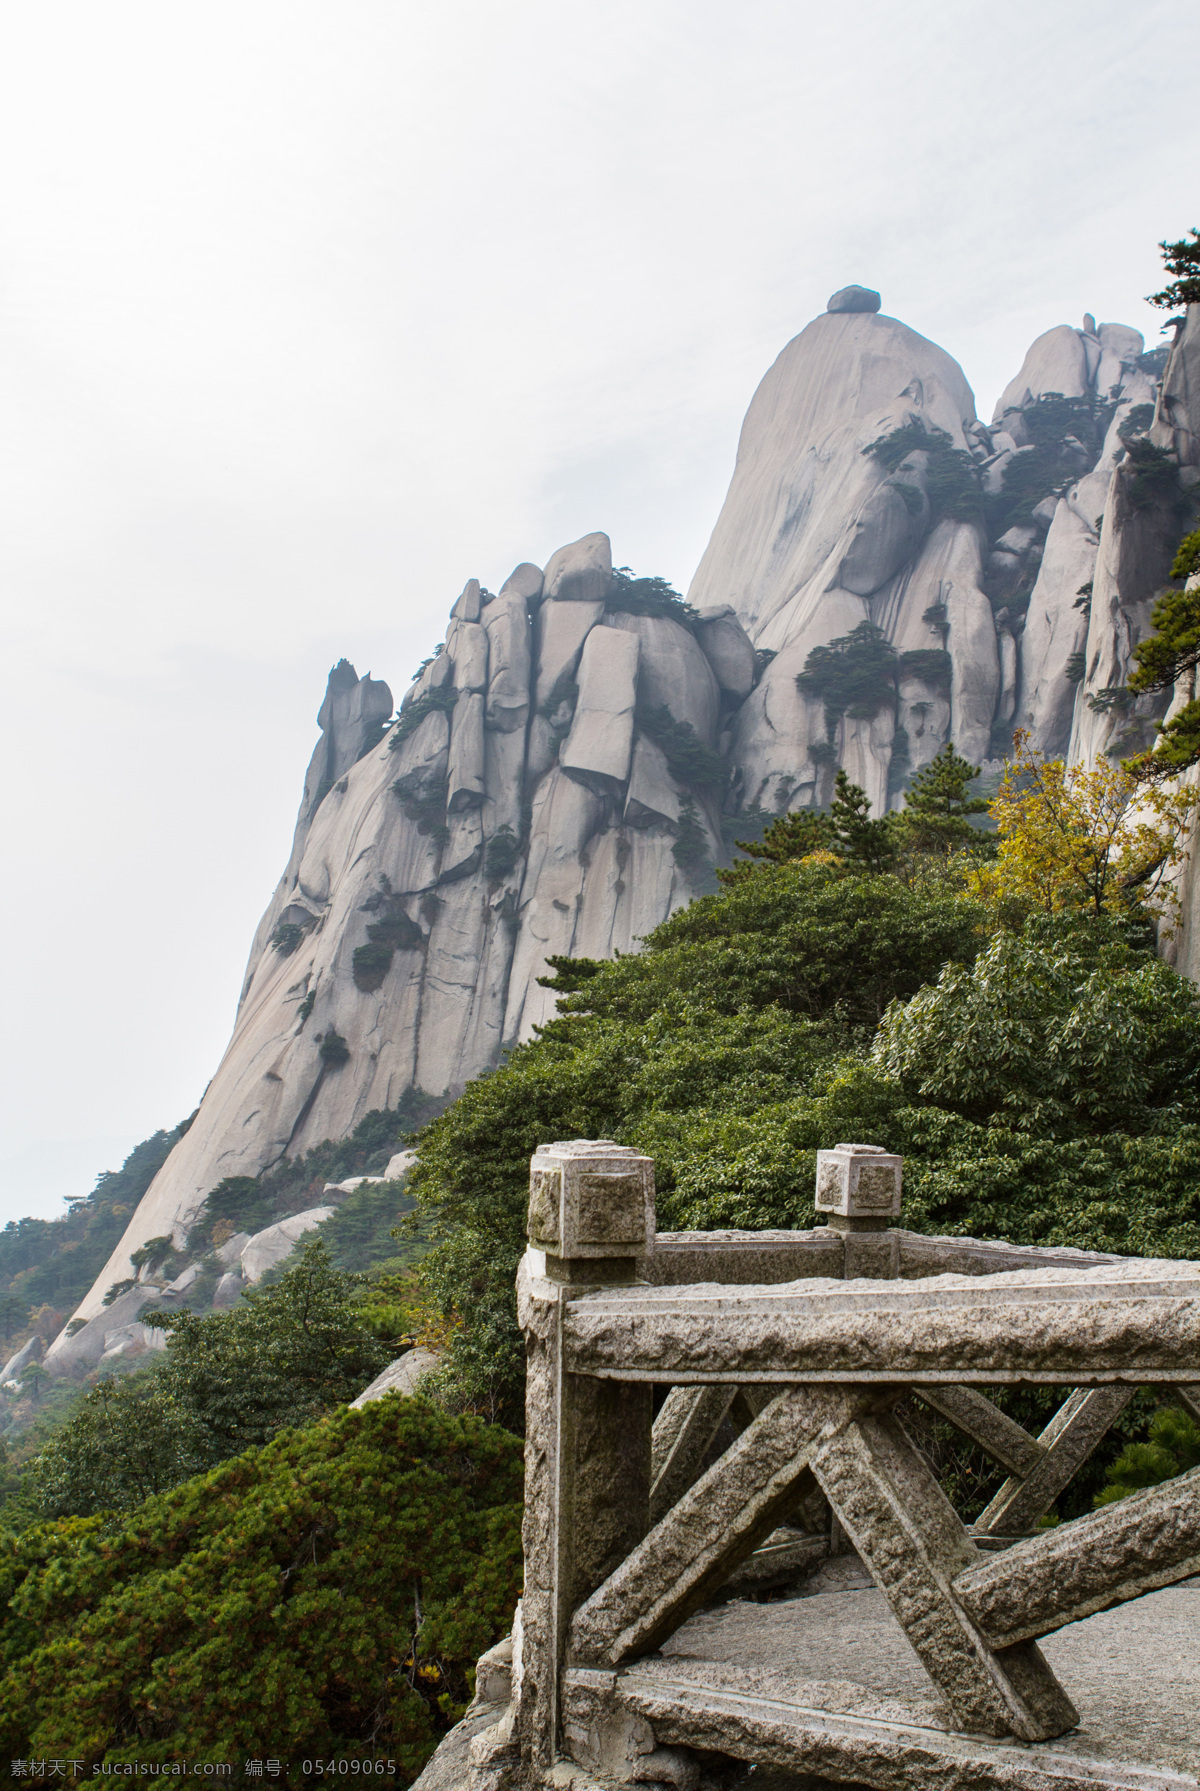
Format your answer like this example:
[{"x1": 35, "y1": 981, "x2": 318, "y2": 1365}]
[{"x1": 50, "y1": 286, "x2": 1188, "y2": 1356}]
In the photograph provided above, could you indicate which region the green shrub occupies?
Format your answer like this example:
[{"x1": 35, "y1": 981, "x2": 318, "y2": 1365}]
[
  {"x1": 203, "y1": 1174, "x2": 275, "y2": 1238},
  {"x1": 605, "y1": 566, "x2": 701, "y2": 631},
  {"x1": 352, "y1": 896, "x2": 426, "y2": 992},
  {"x1": 1117, "y1": 403, "x2": 1156, "y2": 443},
  {"x1": 128, "y1": 1235, "x2": 175, "y2": 1276},
  {"x1": 317, "y1": 1179, "x2": 419, "y2": 1275},
  {"x1": 352, "y1": 940, "x2": 395, "y2": 992},
  {"x1": 864, "y1": 421, "x2": 981, "y2": 525},
  {"x1": 796, "y1": 621, "x2": 899, "y2": 737},
  {"x1": 388, "y1": 685, "x2": 458, "y2": 751},
  {"x1": 898, "y1": 648, "x2": 952, "y2": 689},
  {"x1": 270, "y1": 921, "x2": 305, "y2": 956},
  {"x1": 1096, "y1": 1404, "x2": 1200, "y2": 1504},
  {"x1": 1124, "y1": 437, "x2": 1183, "y2": 511},
  {"x1": 871, "y1": 918, "x2": 1200, "y2": 1138},
  {"x1": 1, "y1": 1398, "x2": 523, "y2": 1778},
  {"x1": 1170, "y1": 529, "x2": 1200, "y2": 583},
  {"x1": 391, "y1": 770, "x2": 450, "y2": 840},
  {"x1": 484, "y1": 825, "x2": 522, "y2": 880},
  {"x1": 671, "y1": 799, "x2": 711, "y2": 873},
  {"x1": 637, "y1": 703, "x2": 727, "y2": 793},
  {"x1": 32, "y1": 1243, "x2": 391, "y2": 1517},
  {"x1": 189, "y1": 1100, "x2": 443, "y2": 1255},
  {"x1": 319, "y1": 1031, "x2": 351, "y2": 1067},
  {"x1": 1147, "y1": 227, "x2": 1200, "y2": 310}
]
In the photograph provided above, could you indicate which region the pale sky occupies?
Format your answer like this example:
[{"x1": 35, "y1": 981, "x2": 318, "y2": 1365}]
[{"x1": 2, "y1": 0, "x2": 1198, "y2": 1223}]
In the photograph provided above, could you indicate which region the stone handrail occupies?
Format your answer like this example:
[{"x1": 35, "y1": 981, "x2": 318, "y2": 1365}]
[{"x1": 498, "y1": 1138, "x2": 1200, "y2": 1789}]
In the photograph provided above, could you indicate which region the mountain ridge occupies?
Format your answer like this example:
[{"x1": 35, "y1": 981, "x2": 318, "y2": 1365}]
[{"x1": 44, "y1": 288, "x2": 1200, "y2": 1362}]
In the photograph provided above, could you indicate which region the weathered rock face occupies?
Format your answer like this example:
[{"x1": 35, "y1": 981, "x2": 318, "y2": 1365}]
[
  {"x1": 52, "y1": 295, "x2": 1179, "y2": 1347},
  {"x1": 52, "y1": 532, "x2": 722, "y2": 1344},
  {"x1": 238, "y1": 1207, "x2": 335, "y2": 1284},
  {"x1": 1, "y1": 1334, "x2": 44, "y2": 1384},
  {"x1": 992, "y1": 318, "x2": 1161, "y2": 758},
  {"x1": 349, "y1": 1347, "x2": 442, "y2": 1407},
  {"x1": 687, "y1": 304, "x2": 995, "y2": 815}
]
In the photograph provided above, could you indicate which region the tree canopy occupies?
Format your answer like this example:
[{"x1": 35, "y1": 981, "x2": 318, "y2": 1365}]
[
  {"x1": 408, "y1": 814, "x2": 1200, "y2": 1426},
  {"x1": 32, "y1": 1241, "x2": 391, "y2": 1517},
  {"x1": 1, "y1": 1397, "x2": 522, "y2": 1780},
  {"x1": 965, "y1": 729, "x2": 1196, "y2": 929},
  {"x1": 1127, "y1": 529, "x2": 1200, "y2": 776},
  {"x1": 731, "y1": 746, "x2": 988, "y2": 875}
]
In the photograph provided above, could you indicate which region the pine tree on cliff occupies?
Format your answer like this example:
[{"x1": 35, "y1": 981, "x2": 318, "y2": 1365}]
[{"x1": 891, "y1": 743, "x2": 988, "y2": 855}]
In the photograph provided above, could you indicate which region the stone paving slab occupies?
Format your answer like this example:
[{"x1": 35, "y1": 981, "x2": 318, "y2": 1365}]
[{"x1": 634, "y1": 1581, "x2": 1200, "y2": 1786}]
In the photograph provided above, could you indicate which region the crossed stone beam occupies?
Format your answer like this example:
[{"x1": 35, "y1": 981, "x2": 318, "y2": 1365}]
[
  {"x1": 515, "y1": 1138, "x2": 1200, "y2": 1778},
  {"x1": 569, "y1": 1382, "x2": 1200, "y2": 1741}
]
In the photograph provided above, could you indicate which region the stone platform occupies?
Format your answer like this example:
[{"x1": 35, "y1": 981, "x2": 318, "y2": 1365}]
[{"x1": 616, "y1": 1575, "x2": 1200, "y2": 1789}]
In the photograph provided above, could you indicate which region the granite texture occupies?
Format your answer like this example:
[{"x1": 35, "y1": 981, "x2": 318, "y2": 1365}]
[
  {"x1": 568, "y1": 1387, "x2": 872, "y2": 1667},
  {"x1": 650, "y1": 1385, "x2": 737, "y2": 1525},
  {"x1": 562, "y1": 1262, "x2": 1200, "y2": 1384},
  {"x1": 810, "y1": 1413, "x2": 1075, "y2": 1741},
  {"x1": 407, "y1": 1699, "x2": 512, "y2": 1791},
  {"x1": 590, "y1": 1584, "x2": 1200, "y2": 1787},
  {"x1": 956, "y1": 1465, "x2": 1200, "y2": 1647},
  {"x1": 975, "y1": 1386, "x2": 1135, "y2": 1534},
  {"x1": 916, "y1": 1386, "x2": 1046, "y2": 1480}
]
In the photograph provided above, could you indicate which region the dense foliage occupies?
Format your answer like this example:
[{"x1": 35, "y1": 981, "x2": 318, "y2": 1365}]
[
  {"x1": 965, "y1": 729, "x2": 1196, "y2": 929},
  {"x1": 730, "y1": 750, "x2": 990, "y2": 872},
  {"x1": 1129, "y1": 528, "x2": 1200, "y2": 775},
  {"x1": 604, "y1": 565, "x2": 701, "y2": 630},
  {"x1": 863, "y1": 422, "x2": 982, "y2": 525},
  {"x1": 872, "y1": 920, "x2": 1200, "y2": 1139},
  {"x1": 388, "y1": 683, "x2": 457, "y2": 750},
  {"x1": 31, "y1": 1242, "x2": 392, "y2": 1517},
  {"x1": 409, "y1": 861, "x2": 989, "y2": 1425},
  {"x1": 1098, "y1": 1404, "x2": 1200, "y2": 1503},
  {"x1": 1, "y1": 1397, "x2": 523, "y2": 1779},
  {"x1": 986, "y1": 392, "x2": 1115, "y2": 542},
  {"x1": 190, "y1": 1098, "x2": 439, "y2": 1257},
  {"x1": 411, "y1": 778, "x2": 1200, "y2": 1427}
]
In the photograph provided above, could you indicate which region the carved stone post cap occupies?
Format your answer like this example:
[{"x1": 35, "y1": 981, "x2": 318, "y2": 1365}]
[
  {"x1": 816, "y1": 1142, "x2": 902, "y2": 1219},
  {"x1": 528, "y1": 1140, "x2": 656, "y2": 1258}
]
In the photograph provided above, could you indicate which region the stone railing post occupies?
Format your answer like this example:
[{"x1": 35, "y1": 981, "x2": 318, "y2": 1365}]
[
  {"x1": 815, "y1": 1140, "x2": 902, "y2": 1280},
  {"x1": 515, "y1": 1141, "x2": 656, "y2": 1772}
]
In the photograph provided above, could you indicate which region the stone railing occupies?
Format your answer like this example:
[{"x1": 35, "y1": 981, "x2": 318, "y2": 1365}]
[{"x1": 473, "y1": 1139, "x2": 1200, "y2": 1791}]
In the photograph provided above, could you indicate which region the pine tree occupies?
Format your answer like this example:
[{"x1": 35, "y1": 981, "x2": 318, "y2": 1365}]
[
  {"x1": 1147, "y1": 227, "x2": 1200, "y2": 310},
  {"x1": 734, "y1": 808, "x2": 832, "y2": 866},
  {"x1": 828, "y1": 772, "x2": 896, "y2": 873},
  {"x1": 893, "y1": 743, "x2": 988, "y2": 855},
  {"x1": 1127, "y1": 529, "x2": 1200, "y2": 776}
]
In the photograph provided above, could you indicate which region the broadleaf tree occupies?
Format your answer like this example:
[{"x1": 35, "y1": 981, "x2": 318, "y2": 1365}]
[{"x1": 965, "y1": 729, "x2": 1196, "y2": 931}]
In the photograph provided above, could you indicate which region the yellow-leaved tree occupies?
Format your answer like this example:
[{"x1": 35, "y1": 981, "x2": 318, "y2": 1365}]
[{"x1": 966, "y1": 730, "x2": 1197, "y2": 931}]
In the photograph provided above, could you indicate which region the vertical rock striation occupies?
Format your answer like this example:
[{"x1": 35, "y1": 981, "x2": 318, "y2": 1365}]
[
  {"x1": 688, "y1": 296, "x2": 996, "y2": 815},
  {"x1": 52, "y1": 538, "x2": 727, "y2": 1342}
]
